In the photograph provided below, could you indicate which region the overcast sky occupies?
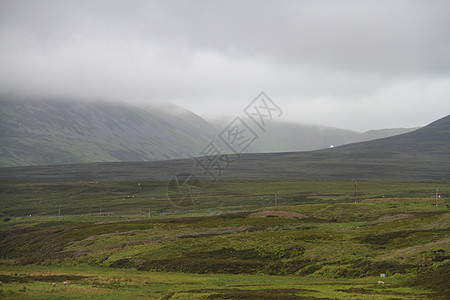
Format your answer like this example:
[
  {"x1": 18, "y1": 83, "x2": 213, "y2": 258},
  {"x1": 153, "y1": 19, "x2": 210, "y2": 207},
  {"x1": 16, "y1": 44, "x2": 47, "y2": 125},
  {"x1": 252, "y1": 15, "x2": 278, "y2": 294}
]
[{"x1": 0, "y1": 0, "x2": 449, "y2": 131}]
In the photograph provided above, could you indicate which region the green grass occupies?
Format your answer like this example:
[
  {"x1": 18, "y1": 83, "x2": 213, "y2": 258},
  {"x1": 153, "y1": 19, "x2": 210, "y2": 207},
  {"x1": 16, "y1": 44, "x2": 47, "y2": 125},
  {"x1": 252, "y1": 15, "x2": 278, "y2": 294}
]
[
  {"x1": 1, "y1": 112, "x2": 448, "y2": 181},
  {"x1": 0, "y1": 180, "x2": 449, "y2": 298},
  {"x1": 1, "y1": 180, "x2": 448, "y2": 217},
  {"x1": 0, "y1": 265, "x2": 435, "y2": 299}
]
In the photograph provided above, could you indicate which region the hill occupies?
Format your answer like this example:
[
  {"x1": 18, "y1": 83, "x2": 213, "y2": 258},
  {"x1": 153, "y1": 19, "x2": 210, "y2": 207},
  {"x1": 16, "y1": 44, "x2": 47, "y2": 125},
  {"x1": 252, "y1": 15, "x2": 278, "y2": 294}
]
[
  {"x1": 210, "y1": 117, "x2": 418, "y2": 153},
  {"x1": 0, "y1": 98, "x2": 222, "y2": 167},
  {"x1": 1, "y1": 115, "x2": 448, "y2": 181},
  {"x1": 1, "y1": 97, "x2": 418, "y2": 167},
  {"x1": 231, "y1": 114, "x2": 449, "y2": 180},
  {"x1": 249, "y1": 122, "x2": 418, "y2": 152},
  {"x1": 0, "y1": 182, "x2": 448, "y2": 298}
]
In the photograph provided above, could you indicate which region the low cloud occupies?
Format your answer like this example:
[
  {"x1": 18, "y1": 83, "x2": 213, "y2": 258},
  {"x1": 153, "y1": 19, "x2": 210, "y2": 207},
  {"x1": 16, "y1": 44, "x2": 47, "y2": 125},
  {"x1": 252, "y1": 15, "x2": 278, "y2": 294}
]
[{"x1": 0, "y1": 0, "x2": 449, "y2": 131}]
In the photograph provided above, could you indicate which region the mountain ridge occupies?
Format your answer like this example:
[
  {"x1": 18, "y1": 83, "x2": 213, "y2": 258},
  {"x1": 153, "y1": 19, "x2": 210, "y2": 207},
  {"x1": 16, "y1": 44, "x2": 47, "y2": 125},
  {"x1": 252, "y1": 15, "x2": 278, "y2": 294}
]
[
  {"x1": 1, "y1": 114, "x2": 448, "y2": 181},
  {"x1": 0, "y1": 98, "x2": 421, "y2": 167},
  {"x1": 0, "y1": 98, "x2": 223, "y2": 166}
]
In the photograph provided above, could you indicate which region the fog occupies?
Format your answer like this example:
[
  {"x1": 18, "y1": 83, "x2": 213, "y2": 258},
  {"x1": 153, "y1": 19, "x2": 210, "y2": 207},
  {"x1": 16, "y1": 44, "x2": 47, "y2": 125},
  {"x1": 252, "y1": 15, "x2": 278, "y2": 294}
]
[{"x1": 1, "y1": 0, "x2": 449, "y2": 131}]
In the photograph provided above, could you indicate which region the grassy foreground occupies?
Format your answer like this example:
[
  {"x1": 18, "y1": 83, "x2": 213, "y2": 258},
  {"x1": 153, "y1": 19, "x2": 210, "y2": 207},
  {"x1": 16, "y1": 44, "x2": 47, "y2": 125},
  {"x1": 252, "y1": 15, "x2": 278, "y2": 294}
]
[
  {"x1": 0, "y1": 180, "x2": 449, "y2": 299},
  {"x1": 0, "y1": 265, "x2": 436, "y2": 299}
]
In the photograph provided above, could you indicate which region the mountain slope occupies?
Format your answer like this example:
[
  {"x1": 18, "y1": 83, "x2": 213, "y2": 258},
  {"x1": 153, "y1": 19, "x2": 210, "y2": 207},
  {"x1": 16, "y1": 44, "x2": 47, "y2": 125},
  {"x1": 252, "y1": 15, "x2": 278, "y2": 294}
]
[
  {"x1": 0, "y1": 98, "x2": 222, "y2": 167},
  {"x1": 1, "y1": 115, "x2": 448, "y2": 181},
  {"x1": 235, "y1": 114, "x2": 450, "y2": 180},
  {"x1": 248, "y1": 122, "x2": 418, "y2": 152},
  {"x1": 354, "y1": 127, "x2": 420, "y2": 143},
  {"x1": 1, "y1": 98, "x2": 419, "y2": 168},
  {"x1": 210, "y1": 117, "x2": 418, "y2": 153}
]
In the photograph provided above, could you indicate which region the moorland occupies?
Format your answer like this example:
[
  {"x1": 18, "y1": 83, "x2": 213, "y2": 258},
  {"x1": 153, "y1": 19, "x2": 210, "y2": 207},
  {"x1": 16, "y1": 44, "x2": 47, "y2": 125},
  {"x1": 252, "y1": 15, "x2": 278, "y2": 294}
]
[{"x1": 0, "y1": 179, "x2": 448, "y2": 299}]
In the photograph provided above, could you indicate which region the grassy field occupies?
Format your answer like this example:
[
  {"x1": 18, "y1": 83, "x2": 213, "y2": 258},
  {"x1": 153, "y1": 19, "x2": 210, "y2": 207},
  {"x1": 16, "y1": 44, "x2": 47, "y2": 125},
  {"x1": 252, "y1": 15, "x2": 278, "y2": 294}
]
[
  {"x1": 1, "y1": 180, "x2": 448, "y2": 217},
  {"x1": 0, "y1": 180, "x2": 449, "y2": 299},
  {"x1": 0, "y1": 265, "x2": 437, "y2": 299}
]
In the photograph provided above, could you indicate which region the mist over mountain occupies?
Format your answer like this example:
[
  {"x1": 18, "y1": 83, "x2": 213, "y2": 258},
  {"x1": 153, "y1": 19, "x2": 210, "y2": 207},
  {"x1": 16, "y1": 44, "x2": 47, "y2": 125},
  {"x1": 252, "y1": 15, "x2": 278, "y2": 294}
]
[
  {"x1": 1, "y1": 114, "x2": 448, "y2": 181},
  {"x1": 210, "y1": 117, "x2": 418, "y2": 153},
  {"x1": 0, "y1": 97, "x2": 222, "y2": 167},
  {"x1": 0, "y1": 97, "x2": 419, "y2": 167}
]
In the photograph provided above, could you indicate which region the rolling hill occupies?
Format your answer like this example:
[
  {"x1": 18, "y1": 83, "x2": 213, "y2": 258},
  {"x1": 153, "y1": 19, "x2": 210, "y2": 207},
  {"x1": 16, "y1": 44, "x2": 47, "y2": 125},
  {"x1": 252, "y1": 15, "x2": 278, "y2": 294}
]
[
  {"x1": 1, "y1": 97, "x2": 418, "y2": 167},
  {"x1": 209, "y1": 116, "x2": 418, "y2": 153},
  {"x1": 1, "y1": 115, "x2": 448, "y2": 181},
  {"x1": 247, "y1": 121, "x2": 417, "y2": 153},
  {"x1": 0, "y1": 98, "x2": 223, "y2": 167}
]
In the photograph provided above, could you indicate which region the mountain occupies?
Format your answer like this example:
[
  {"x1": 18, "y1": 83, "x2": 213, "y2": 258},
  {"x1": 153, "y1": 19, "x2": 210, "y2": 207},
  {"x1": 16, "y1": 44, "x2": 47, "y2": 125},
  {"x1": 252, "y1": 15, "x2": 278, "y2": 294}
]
[
  {"x1": 352, "y1": 127, "x2": 420, "y2": 143},
  {"x1": 209, "y1": 117, "x2": 359, "y2": 152},
  {"x1": 1, "y1": 98, "x2": 419, "y2": 168},
  {"x1": 232, "y1": 114, "x2": 449, "y2": 180},
  {"x1": 242, "y1": 120, "x2": 417, "y2": 153},
  {"x1": 1, "y1": 115, "x2": 448, "y2": 181},
  {"x1": 0, "y1": 98, "x2": 223, "y2": 167}
]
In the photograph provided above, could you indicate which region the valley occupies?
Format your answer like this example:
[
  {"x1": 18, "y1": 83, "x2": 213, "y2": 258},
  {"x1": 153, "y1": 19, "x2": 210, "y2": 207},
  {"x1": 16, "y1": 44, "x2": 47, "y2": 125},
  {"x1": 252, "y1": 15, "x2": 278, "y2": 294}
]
[{"x1": 0, "y1": 179, "x2": 448, "y2": 299}]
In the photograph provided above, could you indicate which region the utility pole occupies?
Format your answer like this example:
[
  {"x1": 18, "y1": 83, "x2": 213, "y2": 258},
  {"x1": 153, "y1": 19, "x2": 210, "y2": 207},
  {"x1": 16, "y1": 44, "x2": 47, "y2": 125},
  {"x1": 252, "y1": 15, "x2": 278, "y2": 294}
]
[
  {"x1": 57, "y1": 205, "x2": 61, "y2": 221},
  {"x1": 148, "y1": 208, "x2": 151, "y2": 219},
  {"x1": 275, "y1": 193, "x2": 278, "y2": 208},
  {"x1": 435, "y1": 186, "x2": 439, "y2": 206},
  {"x1": 354, "y1": 179, "x2": 358, "y2": 203}
]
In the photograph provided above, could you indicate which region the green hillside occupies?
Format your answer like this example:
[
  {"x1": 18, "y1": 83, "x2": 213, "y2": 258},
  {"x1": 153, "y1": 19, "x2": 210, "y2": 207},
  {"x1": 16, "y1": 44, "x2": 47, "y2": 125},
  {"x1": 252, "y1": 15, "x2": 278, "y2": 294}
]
[
  {"x1": 1, "y1": 116, "x2": 448, "y2": 298},
  {"x1": 1, "y1": 98, "x2": 419, "y2": 168},
  {"x1": 0, "y1": 98, "x2": 222, "y2": 167},
  {"x1": 1, "y1": 115, "x2": 448, "y2": 181},
  {"x1": 0, "y1": 180, "x2": 448, "y2": 299}
]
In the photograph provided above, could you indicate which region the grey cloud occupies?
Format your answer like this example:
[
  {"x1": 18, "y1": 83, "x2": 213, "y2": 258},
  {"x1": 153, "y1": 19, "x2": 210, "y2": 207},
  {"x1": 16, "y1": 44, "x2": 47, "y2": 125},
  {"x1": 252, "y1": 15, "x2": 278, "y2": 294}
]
[
  {"x1": 0, "y1": 0, "x2": 449, "y2": 131},
  {"x1": 2, "y1": 0, "x2": 449, "y2": 74}
]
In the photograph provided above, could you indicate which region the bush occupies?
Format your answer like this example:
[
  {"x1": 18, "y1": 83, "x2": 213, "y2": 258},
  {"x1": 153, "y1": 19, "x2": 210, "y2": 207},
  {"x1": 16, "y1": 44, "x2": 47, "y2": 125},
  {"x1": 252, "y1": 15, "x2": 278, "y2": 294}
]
[{"x1": 407, "y1": 262, "x2": 450, "y2": 298}]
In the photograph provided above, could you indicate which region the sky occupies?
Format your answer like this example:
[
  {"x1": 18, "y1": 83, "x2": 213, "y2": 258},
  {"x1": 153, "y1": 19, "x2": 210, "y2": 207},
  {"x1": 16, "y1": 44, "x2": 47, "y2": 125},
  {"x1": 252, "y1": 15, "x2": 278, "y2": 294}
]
[{"x1": 0, "y1": 0, "x2": 449, "y2": 131}]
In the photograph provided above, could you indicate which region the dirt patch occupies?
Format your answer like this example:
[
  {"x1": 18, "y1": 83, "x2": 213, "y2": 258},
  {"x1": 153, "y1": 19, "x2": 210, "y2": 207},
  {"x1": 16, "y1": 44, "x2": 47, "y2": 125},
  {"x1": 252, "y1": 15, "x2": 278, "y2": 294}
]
[
  {"x1": 376, "y1": 214, "x2": 414, "y2": 222},
  {"x1": 421, "y1": 213, "x2": 450, "y2": 230},
  {"x1": 89, "y1": 227, "x2": 265, "y2": 252},
  {"x1": 77, "y1": 229, "x2": 167, "y2": 243},
  {"x1": 186, "y1": 288, "x2": 323, "y2": 300},
  {"x1": 248, "y1": 210, "x2": 308, "y2": 219},
  {"x1": 336, "y1": 287, "x2": 418, "y2": 296},
  {"x1": 375, "y1": 236, "x2": 450, "y2": 261},
  {"x1": 0, "y1": 274, "x2": 88, "y2": 283},
  {"x1": 178, "y1": 226, "x2": 260, "y2": 239}
]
